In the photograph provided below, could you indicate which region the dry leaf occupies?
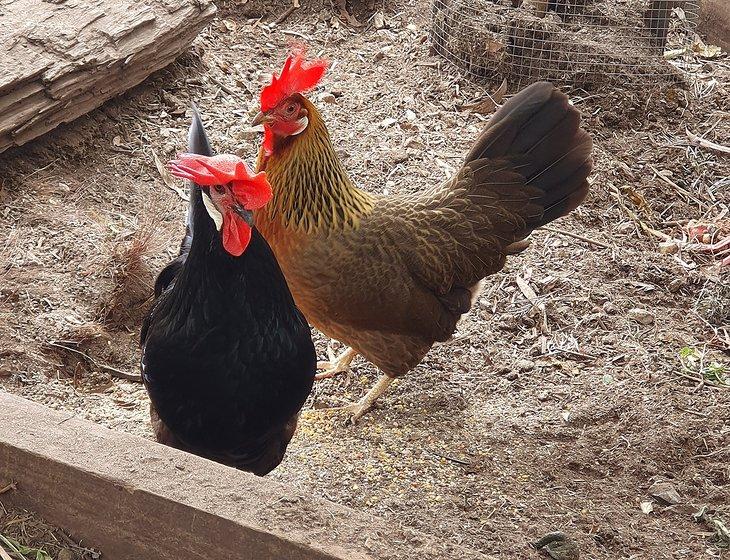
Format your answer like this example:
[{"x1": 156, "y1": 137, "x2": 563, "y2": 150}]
[
  {"x1": 152, "y1": 150, "x2": 189, "y2": 201},
  {"x1": 492, "y1": 79, "x2": 508, "y2": 104},
  {"x1": 692, "y1": 41, "x2": 723, "y2": 59},
  {"x1": 628, "y1": 308, "x2": 654, "y2": 325},
  {"x1": 486, "y1": 40, "x2": 505, "y2": 54},
  {"x1": 649, "y1": 481, "x2": 682, "y2": 505},
  {"x1": 460, "y1": 80, "x2": 508, "y2": 115},
  {"x1": 641, "y1": 501, "x2": 654, "y2": 514}
]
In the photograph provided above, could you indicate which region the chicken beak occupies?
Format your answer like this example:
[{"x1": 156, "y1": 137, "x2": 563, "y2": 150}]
[
  {"x1": 251, "y1": 111, "x2": 269, "y2": 127},
  {"x1": 232, "y1": 204, "x2": 255, "y2": 226}
]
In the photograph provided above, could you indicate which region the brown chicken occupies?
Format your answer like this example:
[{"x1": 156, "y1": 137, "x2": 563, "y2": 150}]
[{"x1": 252, "y1": 49, "x2": 593, "y2": 420}]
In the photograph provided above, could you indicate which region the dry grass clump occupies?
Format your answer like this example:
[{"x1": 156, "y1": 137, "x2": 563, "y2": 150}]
[
  {"x1": 695, "y1": 278, "x2": 730, "y2": 328},
  {"x1": 96, "y1": 218, "x2": 159, "y2": 331},
  {"x1": 0, "y1": 501, "x2": 100, "y2": 560}
]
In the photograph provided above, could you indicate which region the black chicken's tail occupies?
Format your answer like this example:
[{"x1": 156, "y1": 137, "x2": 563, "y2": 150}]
[
  {"x1": 152, "y1": 104, "x2": 213, "y2": 297},
  {"x1": 466, "y1": 82, "x2": 592, "y2": 233},
  {"x1": 183, "y1": 104, "x2": 213, "y2": 246}
]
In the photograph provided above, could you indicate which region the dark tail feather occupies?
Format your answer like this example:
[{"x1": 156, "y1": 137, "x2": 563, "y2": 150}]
[{"x1": 467, "y1": 82, "x2": 592, "y2": 231}]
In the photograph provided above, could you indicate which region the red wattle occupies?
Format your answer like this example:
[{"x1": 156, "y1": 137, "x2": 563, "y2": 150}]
[{"x1": 222, "y1": 212, "x2": 252, "y2": 256}]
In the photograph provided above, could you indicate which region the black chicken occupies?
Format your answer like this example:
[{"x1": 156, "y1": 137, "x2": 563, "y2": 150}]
[{"x1": 140, "y1": 108, "x2": 316, "y2": 476}]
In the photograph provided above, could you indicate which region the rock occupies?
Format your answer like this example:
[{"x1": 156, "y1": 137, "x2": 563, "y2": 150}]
[
  {"x1": 373, "y1": 12, "x2": 386, "y2": 29},
  {"x1": 658, "y1": 241, "x2": 679, "y2": 254},
  {"x1": 320, "y1": 93, "x2": 336, "y2": 103},
  {"x1": 649, "y1": 481, "x2": 682, "y2": 505},
  {"x1": 603, "y1": 302, "x2": 618, "y2": 315},
  {"x1": 506, "y1": 371, "x2": 519, "y2": 381},
  {"x1": 389, "y1": 149, "x2": 408, "y2": 164},
  {"x1": 516, "y1": 359, "x2": 535, "y2": 372},
  {"x1": 533, "y1": 532, "x2": 580, "y2": 560},
  {"x1": 667, "y1": 278, "x2": 684, "y2": 293},
  {"x1": 404, "y1": 137, "x2": 423, "y2": 149},
  {"x1": 628, "y1": 308, "x2": 654, "y2": 325}
]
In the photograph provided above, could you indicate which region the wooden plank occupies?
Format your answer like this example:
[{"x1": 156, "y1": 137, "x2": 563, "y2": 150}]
[
  {"x1": 0, "y1": 0, "x2": 217, "y2": 154},
  {"x1": 0, "y1": 392, "x2": 493, "y2": 560},
  {"x1": 698, "y1": 0, "x2": 730, "y2": 51}
]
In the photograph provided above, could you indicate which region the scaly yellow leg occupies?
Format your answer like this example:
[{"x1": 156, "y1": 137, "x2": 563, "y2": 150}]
[
  {"x1": 318, "y1": 374, "x2": 395, "y2": 423},
  {"x1": 315, "y1": 346, "x2": 358, "y2": 381}
]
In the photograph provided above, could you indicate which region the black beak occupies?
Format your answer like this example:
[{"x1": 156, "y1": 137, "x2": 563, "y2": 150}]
[
  {"x1": 232, "y1": 204, "x2": 254, "y2": 227},
  {"x1": 251, "y1": 111, "x2": 268, "y2": 127}
]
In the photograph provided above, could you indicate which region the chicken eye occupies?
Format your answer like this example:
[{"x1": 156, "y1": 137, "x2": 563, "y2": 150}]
[
  {"x1": 286, "y1": 104, "x2": 297, "y2": 114},
  {"x1": 214, "y1": 185, "x2": 225, "y2": 194}
]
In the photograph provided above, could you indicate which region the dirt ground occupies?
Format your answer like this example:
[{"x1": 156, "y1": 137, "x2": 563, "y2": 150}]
[{"x1": 1, "y1": 0, "x2": 729, "y2": 558}]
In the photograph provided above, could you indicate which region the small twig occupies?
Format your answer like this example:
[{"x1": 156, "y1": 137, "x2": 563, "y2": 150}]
[
  {"x1": 208, "y1": 76, "x2": 247, "y2": 102},
  {"x1": 428, "y1": 450, "x2": 470, "y2": 466},
  {"x1": 281, "y1": 29, "x2": 313, "y2": 41},
  {"x1": 686, "y1": 129, "x2": 730, "y2": 154},
  {"x1": 674, "y1": 367, "x2": 724, "y2": 389},
  {"x1": 0, "y1": 482, "x2": 16, "y2": 495},
  {"x1": 675, "y1": 406, "x2": 708, "y2": 418},
  {"x1": 273, "y1": 5, "x2": 297, "y2": 25},
  {"x1": 540, "y1": 226, "x2": 612, "y2": 249},
  {"x1": 542, "y1": 349, "x2": 597, "y2": 361},
  {"x1": 692, "y1": 445, "x2": 730, "y2": 459},
  {"x1": 609, "y1": 185, "x2": 671, "y2": 242},
  {"x1": 0, "y1": 541, "x2": 14, "y2": 560},
  {"x1": 44, "y1": 341, "x2": 142, "y2": 383},
  {"x1": 0, "y1": 536, "x2": 22, "y2": 560},
  {"x1": 514, "y1": 274, "x2": 549, "y2": 333},
  {"x1": 648, "y1": 165, "x2": 707, "y2": 208}
]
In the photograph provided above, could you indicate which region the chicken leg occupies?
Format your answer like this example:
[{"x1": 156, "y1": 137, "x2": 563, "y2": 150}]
[
  {"x1": 320, "y1": 374, "x2": 394, "y2": 422},
  {"x1": 315, "y1": 346, "x2": 358, "y2": 380}
]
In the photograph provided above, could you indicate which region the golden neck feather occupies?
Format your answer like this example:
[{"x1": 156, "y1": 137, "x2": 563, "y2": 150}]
[{"x1": 256, "y1": 98, "x2": 375, "y2": 234}]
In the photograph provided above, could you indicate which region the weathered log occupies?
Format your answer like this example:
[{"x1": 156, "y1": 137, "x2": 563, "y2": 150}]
[
  {"x1": 0, "y1": 0, "x2": 217, "y2": 154},
  {"x1": 0, "y1": 392, "x2": 495, "y2": 560}
]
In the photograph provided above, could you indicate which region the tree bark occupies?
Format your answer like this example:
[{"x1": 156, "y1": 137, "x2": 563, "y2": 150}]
[{"x1": 0, "y1": 0, "x2": 217, "y2": 154}]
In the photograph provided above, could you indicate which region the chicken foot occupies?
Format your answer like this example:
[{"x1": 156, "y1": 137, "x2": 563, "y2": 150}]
[
  {"x1": 315, "y1": 346, "x2": 358, "y2": 380},
  {"x1": 321, "y1": 374, "x2": 394, "y2": 422}
]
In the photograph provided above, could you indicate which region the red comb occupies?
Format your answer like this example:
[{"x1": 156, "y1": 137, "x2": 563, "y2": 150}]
[
  {"x1": 260, "y1": 46, "x2": 329, "y2": 112},
  {"x1": 167, "y1": 154, "x2": 272, "y2": 209}
]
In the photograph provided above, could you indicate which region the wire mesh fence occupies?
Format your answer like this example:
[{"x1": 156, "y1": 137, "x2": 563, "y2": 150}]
[{"x1": 431, "y1": 0, "x2": 700, "y2": 88}]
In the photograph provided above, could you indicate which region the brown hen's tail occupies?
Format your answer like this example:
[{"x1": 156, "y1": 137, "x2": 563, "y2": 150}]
[{"x1": 466, "y1": 81, "x2": 592, "y2": 229}]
